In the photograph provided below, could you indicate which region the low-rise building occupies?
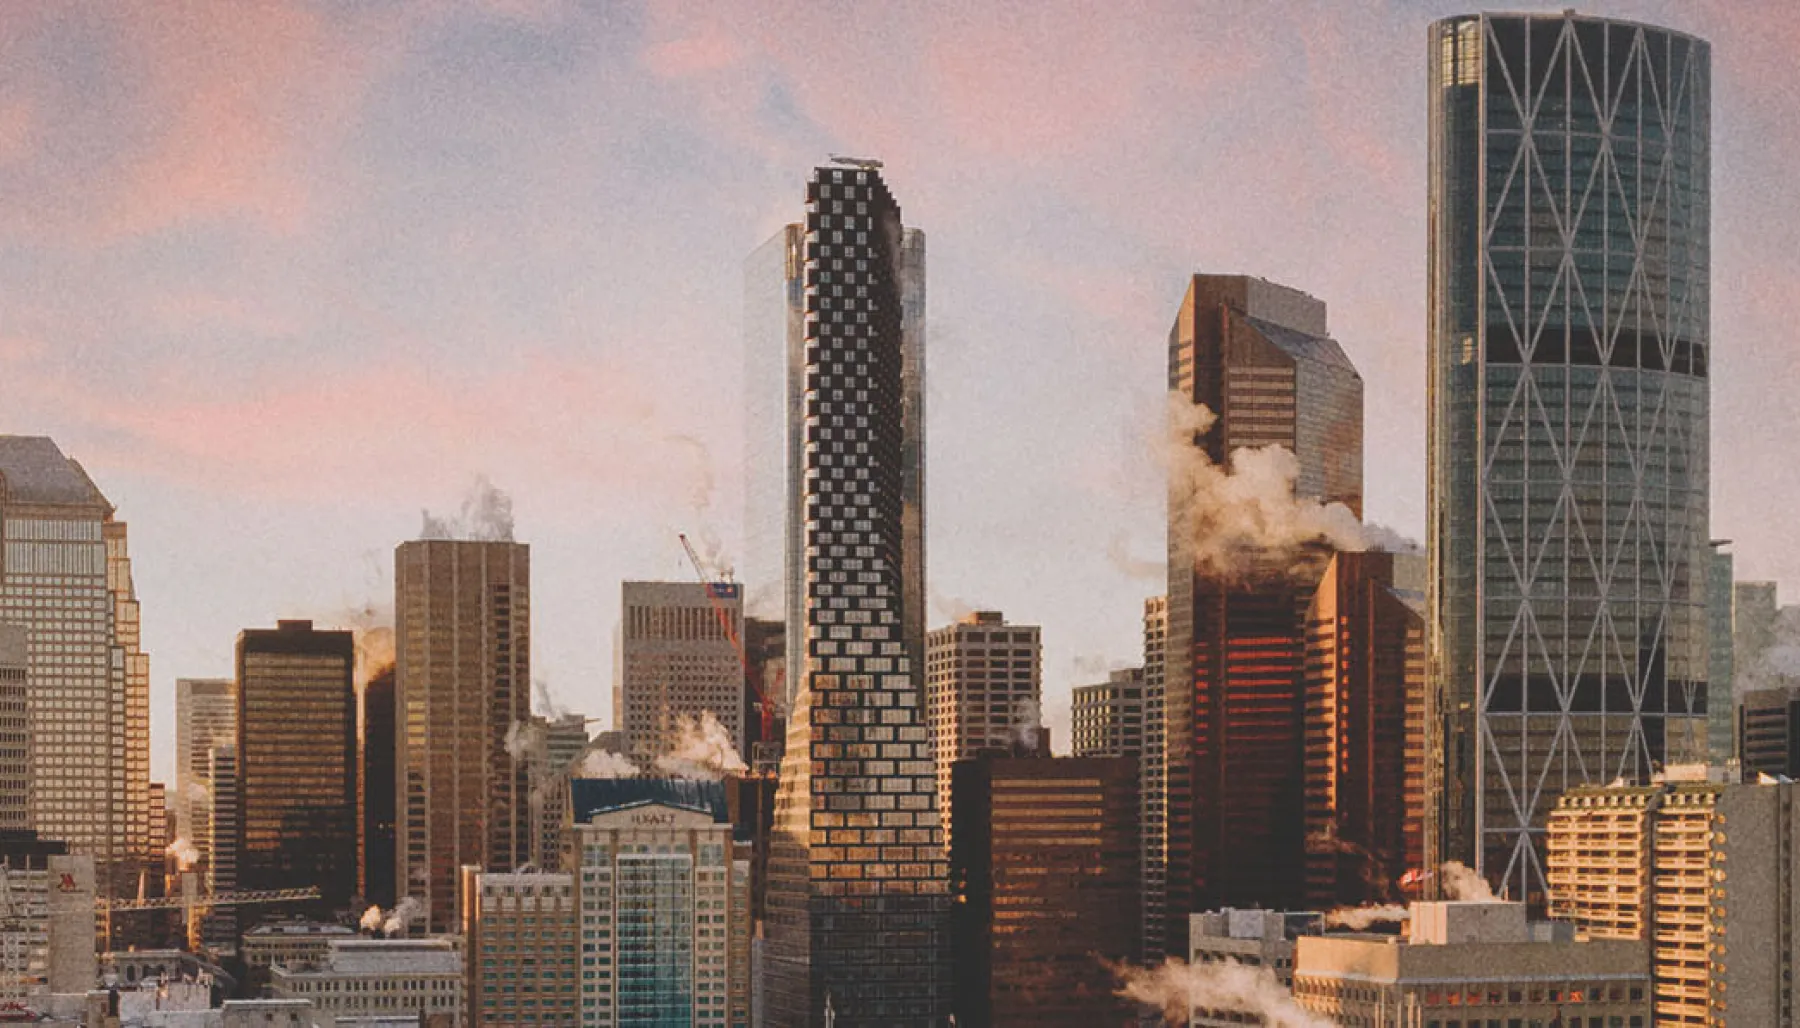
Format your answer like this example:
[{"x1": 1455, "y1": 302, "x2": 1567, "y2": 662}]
[
  {"x1": 240, "y1": 923, "x2": 357, "y2": 971},
  {"x1": 1187, "y1": 909, "x2": 1321, "y2": 1026},
  {"x1": 1071, "y1": 667, "x2": 1147, "y2": 759},
  {"x1": 271, "y1": 937, "x2": 464, "y2": 1025},
  {"x1": 1291, "y1": 901, "x2": 1650, "y2": 1026},
  {"x1": 461, "y1": 870, "x2": 578, "y2": 1026}
]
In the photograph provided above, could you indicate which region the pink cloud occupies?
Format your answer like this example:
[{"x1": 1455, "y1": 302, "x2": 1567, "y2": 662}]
[{"x1": 644, "y1": 33, "x2": 747, "y2": 79}]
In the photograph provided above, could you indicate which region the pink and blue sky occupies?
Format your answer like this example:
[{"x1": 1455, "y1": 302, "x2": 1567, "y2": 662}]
[{"x1": 2, "y1": 1, "x2": 1797, "y2": 780}]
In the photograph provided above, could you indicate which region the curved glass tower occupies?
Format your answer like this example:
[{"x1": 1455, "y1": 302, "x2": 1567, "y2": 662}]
[{"x1": 1427, "y1": 12, "x2": 1711, "y2": 899}]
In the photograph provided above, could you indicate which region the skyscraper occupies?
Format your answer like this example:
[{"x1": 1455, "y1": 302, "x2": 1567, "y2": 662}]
[
  {"x1": 619, "y1": 580, "x2": 745, "y2": 760},
  {"x1": 0, "y1": 625, "x2": 26, "y2": 832},
  {"x1": 1427, "y1": 13, "x2": 1712, "y2": 897},
  {"x1": 760, "y1": 161, "x2": 946, "y2": 1026},
  {"x1": 175, "y1": 678, "x2": 235, "y2": 868},
  {"x1": 395, "y1": 538, "x2": 531, "y2": 933},
  {"x1": 0, "y1": 437, "x2": 151, "y2": 898},
  {"x1": 236, "y1": 620, "x2": 356, "y2": 914},
  {"x1": 1160, "y1": 275, "x2": 1363, "y2": 945},
  {"x1": 1707, "y1": 542, "x2": 1736, "y2": 764},
  {"x1": 1071, "y1": 666, "x2": 1147, "y2": 760},
  {"x1": 361, "y1": 665, "x2": 396, "y2": 909},
  {"x1": 924, "y1": 611, "x2": 1042, "y2": 840},
  {"x1": 1138, "y1": 596, "x2": 1169, "y2": 963}
]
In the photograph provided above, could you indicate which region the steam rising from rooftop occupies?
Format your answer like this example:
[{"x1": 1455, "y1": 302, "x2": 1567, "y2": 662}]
[
  {"x1": 1113, "y1": 957, "x2": 1332, "y2": 1027},
  {"x1": 654, "y1": 711, "x2": 747, "y2": 779},
  {"x1": 420, "y1": 475, "x2": 514, "y2": 542}
]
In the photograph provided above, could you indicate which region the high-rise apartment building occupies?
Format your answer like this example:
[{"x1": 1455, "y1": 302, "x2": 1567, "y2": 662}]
[
  {"x1": 0, "y1": 625, "x2": 26, "y2": 832},
  {"x1": 0, "y1": 437, "x2": 150, "y2": 897},
  {"x1": 1139, "y1": 595, "x2": 1168, "y2": 963},
  {"x1": 395, "y1": 539, "x2": 530, "y2": 933},
  {"x1": 460, "y1": 869, "x2": 578, "y2": 1026},
  {"x1": 1161, "y1": 275, "x2": 1363, "y2": 948},
  {"x1": 1302, "y1": 551, "x2": 1427, "y2": 908},
  {"x1": 620, "y1": 581, "x2": 745, "y2": 760},
  {"x1": 1427, "y1": 12, "x2": 1713, "y2": 898},
  {"x1": 1548, "y1": 778, "x2": 1799, "y2": 1025},
  {"x1": 569, "y1": 778, "x2": 752, "y2": 1026},
  {"x1": 175, "y1": 678, "x2": 235, "y2": 870},
  {"x1": 237, "y1": 620, "x2": 356, "y2": 914},
  {"x1": 760, "y1": 161, "x2": 945, "y2": 1026},
  {"x1": 1071, "y1": 666, "x2": 1147, "y2": 759},
  {"x1": 925, "y1": 611, "x2": 1042, "y2": 839},
  {"x1": 949, "y1": 754, "x2": 1138, "y2": 1028},
  {"x1": 362, "y1": 665, "x2": 397, "y2": 909}
]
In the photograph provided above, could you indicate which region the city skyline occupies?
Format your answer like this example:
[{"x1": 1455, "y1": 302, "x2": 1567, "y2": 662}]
[{"x1": 4, "y1": 2, "x2": 1799, "y2": 793}]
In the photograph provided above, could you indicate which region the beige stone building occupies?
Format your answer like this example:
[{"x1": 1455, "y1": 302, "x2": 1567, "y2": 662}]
[
  {"x1": 1548, "y1": 776, "x2": 1800, "y2": 1025},
  {"x1": 924, "y1": 611, "x2": 1042, "y2": 841},
  {"x1": 271, "y1": 937, "x2": 464, "y2": 1025},
  {"x1": 1292, "y1": 901, "x2": 1649, "y2": 1026},
  {"x1": 459, "y1": 869, "x2": 578, "y2": 1026},
  {"x1": 618, "y1": 581, "x2": 744, "y2": 761}
]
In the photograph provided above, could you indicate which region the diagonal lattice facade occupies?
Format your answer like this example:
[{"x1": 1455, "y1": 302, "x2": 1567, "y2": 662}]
[{"x1": 1428, "y1": 12, "x2": 1711, "y2": 901}]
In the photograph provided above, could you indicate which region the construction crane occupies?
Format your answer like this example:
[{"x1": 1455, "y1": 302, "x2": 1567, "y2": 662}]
[
  {"x1": 100, "y1": 878, "x2": 321, "y2": 951},
  {"x1": 677, "y1": 533, "x2": 772, "y2": 749}
]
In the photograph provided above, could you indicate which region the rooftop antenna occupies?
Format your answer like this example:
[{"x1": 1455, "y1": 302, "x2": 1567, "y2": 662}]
[{"x1": 827, "y1": 154, "x2": 884, "y2": 170}]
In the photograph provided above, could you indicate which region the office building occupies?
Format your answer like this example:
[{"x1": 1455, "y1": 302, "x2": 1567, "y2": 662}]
[
  {"x1": 396, "y1": 538, "x2": 531, "y2": 934},
  {"x1": 743, "y1": 616, "x2": 785, "y2": 771},
  {"x1": 925, "y1": 611, "x2": 1042, "y2": 840},
  {"x1": 0, "y1": 437, "x2": 151, "y2": 898},
  {"x1": 1708, "y1": 543, "x2": 1736, "y2": 764},
  {"x1": 524, "y1": 712, "x2": 590, "y2": 872},
  {"x1": 237, "y1": 621, "x2": 356, "y2": 914},
  {"x1": 0, "y1": 625, "x2": 25, "y2": 832},
  {"x1": 242, "y1": 921, "x2": 358, "y2": 972},
  {"x1": 1549, "y1": 778, "x2": 1800, "y2": 1025},
  {"x1": 1740, "y1": 686, "x2": 1800, "y2": 779},
  {"x1": 620, "y1": 581, "x2": 745, "y2": 761},
  {"x1": 176, "y1": 678, "x2": 235, "y2": 871},
  {"x1": 206, "y1": 745, "x2": 240, "y2": 951},
  {"x1": 1427, "y1": 12, "x2": 1713, "y2": 898},
  {"x1": 0, "y1": 851, "x2": 94, "y2": 1003},
  {"x1": 1187, "y1": 909, "x2": 1321, "y2": 1028},
  {"x1": 1139, "y1": 595, "x2": 1169, "y2": 963},
  {"x1": 1292, "y1": 901, "x2": 1649, "y2": 1026},
  {"x1": 1071, "y1": 667, "x2": 1146, "y2": 760},
  {"x1": 569, "y1": 778, "x2": 752, "y2": 1026},
  {"x1": 1302, "y1": 551, "x2": 1427, "y2": 907},
  {"x1": 362, "y1": 665, "x2": 396, "y2": 909},
  {"x1": 1161, "y1": 275, "x2": 1363, "y2": 948},
  {"x1": 460, "y1": 870, "x2": 578, "y2": 1026},
  {"x1": 271, "y1": 937, "x2": 465, "y2": 1025},
  {"x1": 760, "y1": 161, "x2": 946, "y2": 1026},
  {"x1": 1734, "y1": 582, "x2": 1779, "y2": 672},
  {"x1": 949, "y1": 754, "x2": 1138, "y2": 1028}
]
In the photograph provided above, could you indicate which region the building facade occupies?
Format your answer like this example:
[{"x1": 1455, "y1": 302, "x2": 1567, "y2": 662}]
[
  {"x1": 237, "y1": 621, "x2": 357, "y2": 914},
  {"x1": 1161, "y1": 275, "x2": 1363, "y2": 948},
  {"x1": 949, "y1": 755, "x2": 1138, "y2": 1028},
  {"x1": 0, "y1": 850, "x2": 94, "y2": 1003},
  {"x1": 760, "y1": 162, "x2": 946, "y2": 1026},
  {"x1": 205, "y1": 745, "x2": 240, "y2": 950},
  {"x1": 0, "y1": 625, "x2": 25, "y2": 832},
  {"x1": 620, "y1": 581, "x2": 745, "y2": 761},
  {"x1": 1428, "y1": 12, "x2": 1713, "y2": 898},
  {"x1": 1139, "y1": 596, "x2": 1168, "y2": 963},
  {"x1": 1707, "y1": 543, "x2": 1736, "y2": 764},
  {"x1": 1187, "y1": 909, "x2": 1321, "y2": 1028},
  {"x1": 527, "y1": 713, "x2": 591, "y2": 872},
  {"x1": 1739, "y1": 687, "x2": 1800, "y2": 779},
  {"x1": 362, "y1": 666, "x2": 397, "y2": 909},
  {"x1": 461, "y1": 870, "x2": 579, "y2": 1026},
  {"x1": 1071, "y1": 667, "x2": 1146, "y2": 760},
  {"x1": 396, "y1": 539, "x2": 531, "y2": 933},
  {"x1": 1548, "y1": 778, "x2": 1800, "y2": 1025},
  {"x1": 925, "y1": 612, "x2": 1042, "y2": 841},
  {"x1": 270, "y1": 937, "x2": 464, "y2": 1025},
  {"x1": 0, "y1": 437, "x2": 151, "y2": 898},
  {"x1": 568, "y1": 779, "x2": 751, "y2": 1027},
  {"x1": 175, "y1": 678, "x2": 235, "y2": 872},
  {"x1": 1293, "y1": 902, "x2": 1650, "y2": 1026},
  {"x1": 1302, "y1": 551, "x2": 1427, "y2": 907}
]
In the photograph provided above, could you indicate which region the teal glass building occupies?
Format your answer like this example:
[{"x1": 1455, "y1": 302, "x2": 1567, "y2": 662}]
[{"x1": 1427, "y1": 12, "x2": 1711, "y2": 900}]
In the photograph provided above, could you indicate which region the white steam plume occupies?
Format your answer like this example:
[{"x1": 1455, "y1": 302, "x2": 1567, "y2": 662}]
[
  {"x1": 359, "y1": 905, "x2": 383, "y2": 932},
  {"x1": 654, "y1": 711, "x2": 747, "y2": 779},
  {"x1": 165, "y1": 839, "x2": 199, "y2": 871},
  {"x1": 1440, "y1": 861, "x2": 1500, "y2": 903},
  {"x1": 1012, "y1": 697, "x2": 1042, "y2": 752},
  {"x1": 1322, "y1": 904, "x2": 1410, "y2": 930},
  {"x1": 382, "y1": 896, "x2": 424, "y2": 937},
  {"x1": 576, "y1": 748, "x2": 641, "y2": 779},
  {"x1": 533, "y1": 677, "x2": 567, "y2": 719},
  {"x1": 420, "y1": 475, "x2": 514, "y2": 542},
  {"x1": 1114, "y1": 958, "x2": 1331, "y2": 1027},
  {"x1": 505, "y1": 719, "x2": 547, "y2": 763}
]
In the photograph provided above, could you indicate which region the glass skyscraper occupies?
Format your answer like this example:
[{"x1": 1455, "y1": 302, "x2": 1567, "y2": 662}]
[
  {"x1": 1427, "y1": 12, "x2": 1711, "y2": 899},
  {"x1": 758, "y1": 162, "x2": 947, "y2": 1026}
]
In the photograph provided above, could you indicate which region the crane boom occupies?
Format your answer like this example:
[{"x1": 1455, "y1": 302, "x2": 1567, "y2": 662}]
[{"x1": 100, "y1": 886, "x2": 320, "y2": 913}]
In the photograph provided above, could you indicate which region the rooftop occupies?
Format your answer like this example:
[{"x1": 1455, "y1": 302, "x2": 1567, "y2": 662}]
[
  {"x1": 570, "y1": 777, "x2": 730, "y2": 825},
  {"x1": 0, "y1": 437, "x2": 109, "y2": 510}
]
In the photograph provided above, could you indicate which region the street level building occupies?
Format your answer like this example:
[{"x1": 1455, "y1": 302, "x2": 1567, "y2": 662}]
[
  {"x1": 758, "y1": 162, "x2": 945, "y2": 1026},
  {"x1": 1548, "y1": 777, "x2": 1800, "y2": 1025},
  {"x1": 1292, "y1": 901, "x2": 1649, "y2": 1026},
  {"x1": 1071, "y1": 666, "x2": 1147, "y2": 760},
  {"x1": 237, "y1": 621, "x2": 356, "y2": 916},
  {"x1": 396, "y1": 539, "x2": 531, "y2": 934},
  {"x1": 242, "y1": 922, "x2": 358, "y2": 971},
  {"x1": 1427, "y1": 12, "x2": 1713, "y2": 898},
  {"x1": 620, "y1": 581, "x2": 745, "y2": 762},
  {"x1": 460, "y1": 870, "x2": 577, "y2": 1026},
  {"x1": 0, "y1": 437, "x2": 151, "y2": 899},
  {"x1": 1187, "y1": 909, "x2": 1321, "y2": 1028},
  {"x1": 926, "y1": 612, "x2": 1042, "y2": 844},
  {"x1": 950, "y1": 754, "x2": 1138, "y2": 1028},
  {"x1": 271, "y1": 937, "x2": 464, "y2": 1026},
  {"x1": 0, "y1": 852, "x2": 94, "y2": 1003}
]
